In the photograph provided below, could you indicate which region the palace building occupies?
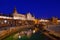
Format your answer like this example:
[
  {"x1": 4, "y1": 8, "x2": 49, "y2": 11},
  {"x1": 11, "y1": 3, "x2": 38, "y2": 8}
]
[
  {"x1": 0, "y1": 8, "x2": 35, "y2": 27},
  {"x1": 0, "y1": 8, "x2": 35, "y2": 20},
  {"x1": 13, "y1": 8, "x2": 35, "y2": 20}
]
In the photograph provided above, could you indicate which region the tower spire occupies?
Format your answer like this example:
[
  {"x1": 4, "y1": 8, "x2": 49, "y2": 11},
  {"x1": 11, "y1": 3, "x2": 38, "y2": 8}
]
[
  {"x1": 13, "y1": 7, "x2": 18, "y2": 16},
  {"x1": 13, "y1": 7, "x2": 18, "y2": 14},
  {"x1": 14, "y1": 7, "x2": 17, "y2": 13}
]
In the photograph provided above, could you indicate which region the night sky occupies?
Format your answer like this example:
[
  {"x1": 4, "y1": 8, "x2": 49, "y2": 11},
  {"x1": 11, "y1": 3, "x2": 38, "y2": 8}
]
[{"x1": 0, "y1": 0, "x2": 60, "y2": 19}]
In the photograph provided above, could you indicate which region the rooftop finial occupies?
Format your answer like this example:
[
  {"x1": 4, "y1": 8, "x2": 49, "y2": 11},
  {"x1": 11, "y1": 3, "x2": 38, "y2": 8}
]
[
  {"x1": 13, "y1": 6, "x2": 18, "y2": 14},
  {"x1": 14, "y1": 7, "x2": 16, "y2": 12}
]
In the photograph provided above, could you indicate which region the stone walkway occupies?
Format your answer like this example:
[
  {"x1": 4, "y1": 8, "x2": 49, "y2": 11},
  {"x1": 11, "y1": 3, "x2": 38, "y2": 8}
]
[{"x1": 45, "y1": 25, "x2": 60, "y2": 37}]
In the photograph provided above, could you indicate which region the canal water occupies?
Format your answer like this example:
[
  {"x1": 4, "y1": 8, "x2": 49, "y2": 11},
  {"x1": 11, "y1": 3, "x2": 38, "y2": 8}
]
[
  {"x1": 29, "y1": 31, "x2": 51, "y2": 40},
  {"x1": 3, "y1": 31, "x2": 52, "y2": 40}
]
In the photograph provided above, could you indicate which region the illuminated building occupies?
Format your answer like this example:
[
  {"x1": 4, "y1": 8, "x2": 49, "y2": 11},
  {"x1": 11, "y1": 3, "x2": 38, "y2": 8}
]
[
  {"x1": 13, "y1": 8, "x2": 26, "y2": 20},
  {"x1": 26, "y1": 12, "x2": 35, "y2": 20},
  {"x1": 52, "y1": 17, "x2": 58, "y2": 25}
]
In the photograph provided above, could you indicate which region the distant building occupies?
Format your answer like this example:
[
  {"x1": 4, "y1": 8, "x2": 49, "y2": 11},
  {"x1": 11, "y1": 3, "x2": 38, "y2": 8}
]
[
  {"x1": 57, "y1": 20, "x2": 60, "y2": 22},
  {"x1": 39, "y1": 19, "x2": 49, "y2": 22},
  {"x1": 0, "y1": 16, "x2": 12, "y2": 19},
  {"x1": 52, "y1": 17, "x2": 58, "y2": 24},
  {"x1": 39, "y1": 19, "x2": 49, "y2": 25}
]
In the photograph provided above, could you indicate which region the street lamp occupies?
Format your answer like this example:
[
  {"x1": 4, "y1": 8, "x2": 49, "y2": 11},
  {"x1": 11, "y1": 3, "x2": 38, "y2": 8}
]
[{"x1": 4, "y1": 20, "x2": 7, "y2": 23}]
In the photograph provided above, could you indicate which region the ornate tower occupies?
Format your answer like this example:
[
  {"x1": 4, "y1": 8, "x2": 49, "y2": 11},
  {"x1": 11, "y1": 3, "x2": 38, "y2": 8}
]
[{"x1": 13, "y1": 8, "x2": 18, "y2": 17}]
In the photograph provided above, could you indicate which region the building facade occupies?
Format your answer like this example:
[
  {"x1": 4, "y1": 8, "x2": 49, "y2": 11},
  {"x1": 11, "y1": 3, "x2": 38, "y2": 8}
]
[
  {"x1": 13, "y1": 8, "x2": 26, "y2": 20},
  {"x1": 13, "y1": 8, "x2": 35, "y2": 20},
  {"x1": 26, "y1": 12, "x2": 35, "y2": 20}
]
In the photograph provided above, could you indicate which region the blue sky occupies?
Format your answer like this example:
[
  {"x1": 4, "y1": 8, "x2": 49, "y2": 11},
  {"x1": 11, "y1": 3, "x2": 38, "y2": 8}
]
[{"x1": 0, "y1": 0, "x2": 60, "y2": 19}]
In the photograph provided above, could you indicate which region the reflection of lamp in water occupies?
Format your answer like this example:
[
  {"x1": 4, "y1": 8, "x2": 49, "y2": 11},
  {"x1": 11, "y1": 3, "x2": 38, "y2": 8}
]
[
  {"x1": 33, "y1": 30, "x2": 35, "y2": 33},
  {"x1": 19, "y1": 35, "x2": 21, "y2": 39}
]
